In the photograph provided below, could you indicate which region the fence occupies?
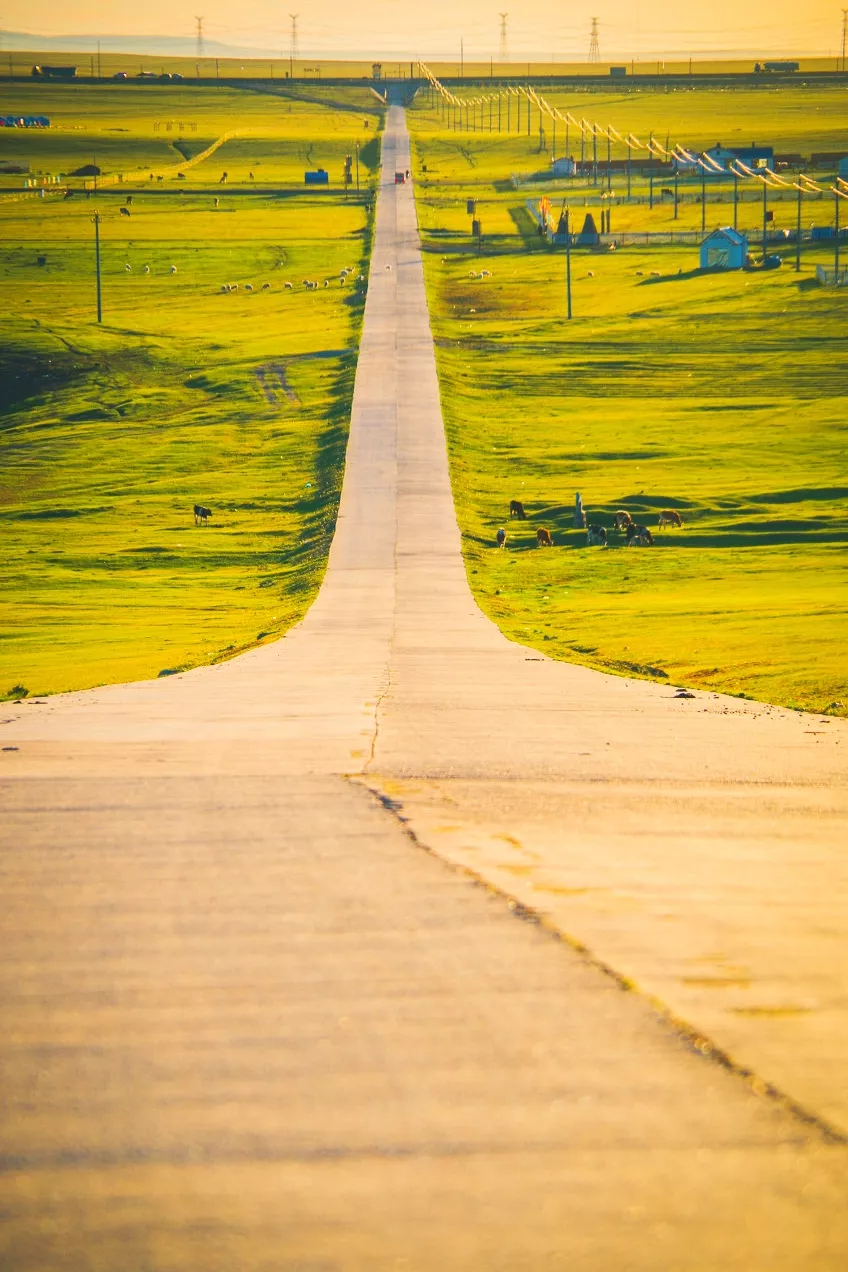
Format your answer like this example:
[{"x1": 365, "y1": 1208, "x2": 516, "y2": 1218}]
[
  {"x1": 524, "y1": 200, "x2": 833, "y2": 248},
  {"x1": 816, "y1": 265, "x2": 848, "y2": 285}
]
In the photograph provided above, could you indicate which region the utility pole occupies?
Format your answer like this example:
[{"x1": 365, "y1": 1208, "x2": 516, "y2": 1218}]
[
  {"x1": 795, "y1": 182, "x2": 802, "y2": 271},
  {"x1": 588, "y1": 17, "x2": 600, "y2": 64},
  {"x1": 92, "y1": 213, "x2": 103, "y2": 324},
  {"x1": 289, "y1": 14, "x2": 299, "y2": 79},
  {"x1": 460, "y1": 38, "x2": 464, "y2": 77},
  {"x1": 195, "y1": 16, "x2": 204, "y2": 60},
  {"x1": 355, "y1": 141, "x2": 360, "y2": 194},
  {"x1": 97, "y1": 41, "x2": 101, "y2": 78},
  {"x1": 564, "y1": 207, "x2": 573, "y2": 318},
  {"x1": 761, "y1": 178, "x2": 768, "y2": 257},
  {"x1": 701, "y1": 163, "x2": 706, "y2": 234},
  {"x1": 499, "y1": 13, "x2": 509, "y2": 64}
]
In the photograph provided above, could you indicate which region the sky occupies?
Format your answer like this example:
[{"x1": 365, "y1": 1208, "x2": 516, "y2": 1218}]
[{"x1": 1, "y1": 0, "x2": 844, "y2": 61}]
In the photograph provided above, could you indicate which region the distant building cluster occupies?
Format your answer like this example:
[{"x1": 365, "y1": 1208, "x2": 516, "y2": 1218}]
[
  {"x1": 1, "y1": 115, "x2": 51, "y2": 128},
  {"x1": 673, "y1": 142, "x2": 775, "y2": 173}
]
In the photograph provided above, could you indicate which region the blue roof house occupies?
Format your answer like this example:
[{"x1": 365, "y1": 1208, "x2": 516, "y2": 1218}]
[{"x1": 700, "y1": 227, "x2": 748, "y2": 270}]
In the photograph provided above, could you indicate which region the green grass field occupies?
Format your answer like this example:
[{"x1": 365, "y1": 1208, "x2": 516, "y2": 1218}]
[
  {"x1": 0, "y1": 81, "x2": 382, "y2": 190},
  {"x1": 409, "y1": 88, "x2": 848, "y2": 716},
  {"x1": 0, "y1": 84, "x2": 382, "y2": 699}
]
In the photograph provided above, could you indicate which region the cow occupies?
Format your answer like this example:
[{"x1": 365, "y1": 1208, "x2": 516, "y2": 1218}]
[
  {"x1": 658, "y1": 509, "x2": 684, "y2": 529},
  {"x1": 614, "y1": 510, "x2": 634, "y2": 532},
  {"x1": 193, "y1": 504, "x2": 212, "y2": 526},
  {"x1": 626, "y1": 523, "x2": 653, "y2": 546},
  {"x1": 496, "y1": 527, "x2": 507, "y2": 549},
  {"x1": 587, "y1": 525, "x2": 607, "y2": 547},
  {"x1": 509, "y1": 499, "x2": 527, "y2": 520},
  {"x1": 536, "y1": 527, "x2": 553, "y2": 547}
]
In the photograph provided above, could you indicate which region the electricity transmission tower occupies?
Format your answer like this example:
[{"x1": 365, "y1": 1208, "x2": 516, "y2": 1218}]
[
  {"x1": 842, "y1": 9, "x2": 847, "y2": 73},
  {"x1": 289, "y1": 13, "x2": 300, "y2": 76},
  {"x1": 499, "y1": 13, "x2": 509, "y2": 63},
  {"x1": 588, "y1": 17, "x2": 601, "y2": 64},
  {"x1": 195, "y1": 16, "x2": 204, "y2": 59}
]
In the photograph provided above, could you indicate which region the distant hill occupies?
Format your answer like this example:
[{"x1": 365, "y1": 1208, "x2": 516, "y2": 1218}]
[{"x1": 0, "y1": 31, "x2": 275, "y2": 59}]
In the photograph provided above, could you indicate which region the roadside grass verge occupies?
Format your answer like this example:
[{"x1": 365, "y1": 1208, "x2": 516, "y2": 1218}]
[
  {"x1": 409, "y1": 98, "x2": 847, "y2": 716},
  {"x1": 0, "y1": 86, "x2": 381, "y2": 699}
]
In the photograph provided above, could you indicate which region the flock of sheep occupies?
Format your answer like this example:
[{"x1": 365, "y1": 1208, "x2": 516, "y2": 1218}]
[
  {"x1": 220, "y1": 267, "x2": 367, "y2": 295},
  {"x1": 123, "y1": 263, "x2": 178, "y2": 274}
]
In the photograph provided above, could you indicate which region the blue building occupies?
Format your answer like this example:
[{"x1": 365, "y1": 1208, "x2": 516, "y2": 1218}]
[{"x1": 700, "y1": 227, "x2": 748, "y2": 270}]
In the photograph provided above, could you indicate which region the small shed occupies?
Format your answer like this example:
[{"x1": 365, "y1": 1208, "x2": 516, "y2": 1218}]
[
  {"x1": 304, "y1": 168, "x2": 329, "y2": 185},
  {"x1": 700, "y1": 226, "x2": 747, "y2": 270},
  {"x1": 551, "y1": 156, "x2": 576, "y2": 177},
  {"x1": 839, "y1": 156, "x2": 848, "y2": 179}
]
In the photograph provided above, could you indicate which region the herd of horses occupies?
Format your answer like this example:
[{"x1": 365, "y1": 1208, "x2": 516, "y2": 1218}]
[{"x1": 498, "y1": 500, "x2": 684, "y2": 549}]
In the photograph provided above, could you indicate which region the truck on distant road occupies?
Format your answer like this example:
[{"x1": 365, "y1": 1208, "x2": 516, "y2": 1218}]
[{"x1": 31, "y1": 65, "x2": 77, "y2": 80}]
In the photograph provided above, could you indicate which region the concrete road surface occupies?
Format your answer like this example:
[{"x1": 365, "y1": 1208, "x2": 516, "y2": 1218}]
[{"x1": 1, "y1": 106, "x2": 846, "y2": 1270}]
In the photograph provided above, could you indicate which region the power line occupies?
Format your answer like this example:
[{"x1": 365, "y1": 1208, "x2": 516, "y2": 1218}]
[
  {"x1": 588, "y1": 16, "x2": 601, "y2": 63},
  {"x1": 499, "y1": 13, "x2": 509, "y2": 63},
  {"x1": 195, "y1": 16, "x2": 205, "y2": 60}
]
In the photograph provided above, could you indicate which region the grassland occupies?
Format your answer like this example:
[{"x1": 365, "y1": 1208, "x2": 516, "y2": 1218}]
[
  {"x1": 0, "y1": 81, "x2": 382, "y2": 190},
  {"x1": 0, "y1": 83, "x2": 382, "y2": 698},
  {"x1": 408, "y1": 86, "x2": 848, "y2": 716}
]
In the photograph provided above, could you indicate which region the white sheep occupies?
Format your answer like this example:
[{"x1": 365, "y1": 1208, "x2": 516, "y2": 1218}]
[
  {"x1": 358, "y1": 274, "x2": 365, "y2": 283},
  {"x1": 220, "y1": 283, "x2": 230, "y2": 293},
  {"x1": 169, "y1": 265, "x2": 177, "y2": 275},
  {"x1": 587, "y1": 270, "x2": 595, "y2": 278},
  {"x1": 143, "y1": 264, "x2": 150, "y2": 274},
  {"x1": 323, "y1": 279, "x2": 330, "y2": 288},
  {"x1": 650, "y1": 270, "x2": 661, "y2": 277},
  {"x1": 124, "y1": 263, "x2": 132, "y2": 273},
  {"x1": 261, "y1": 282, "x2": 271, "y2": 291},
  {"x1": 230, "y1": 283, "x2": 239, "y2": 291},
  {"x1": 244, "y1": 283, "x2": 254, "y2": 292},
  {"x1": 284, "y1": 281, "x2": 293, "y2": 290}
]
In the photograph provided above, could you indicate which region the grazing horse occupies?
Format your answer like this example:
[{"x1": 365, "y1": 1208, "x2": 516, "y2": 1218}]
[
  {"x1": 614, "y1": 510, "x2": 634, "y2": 532},
  {"x1": 626, "y1": 523, "x2": 653, "y2": 546},
  {"x1": 536, "y1": 527, "x2": 553, "y2": 547},
  {"x1": 587, "y1": 525, "x2": 607, "y2": 547},
  {"x1": 658, "y1": 509, "x2": 684, "y2": 529},
  {"x1": 193, "y1": 504, "x2": 212, "y2": 526},
  {"x1": 496, "y1": 527, "x2": 507, "y2": 549},
  {"x1": 509, "y1": 499, "x2": 527, "y2": 520}
]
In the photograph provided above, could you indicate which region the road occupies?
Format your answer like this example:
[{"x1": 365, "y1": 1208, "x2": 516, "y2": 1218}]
[{"x1": 1, "y1": 104, "x2": 846, "y2": 1270}]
